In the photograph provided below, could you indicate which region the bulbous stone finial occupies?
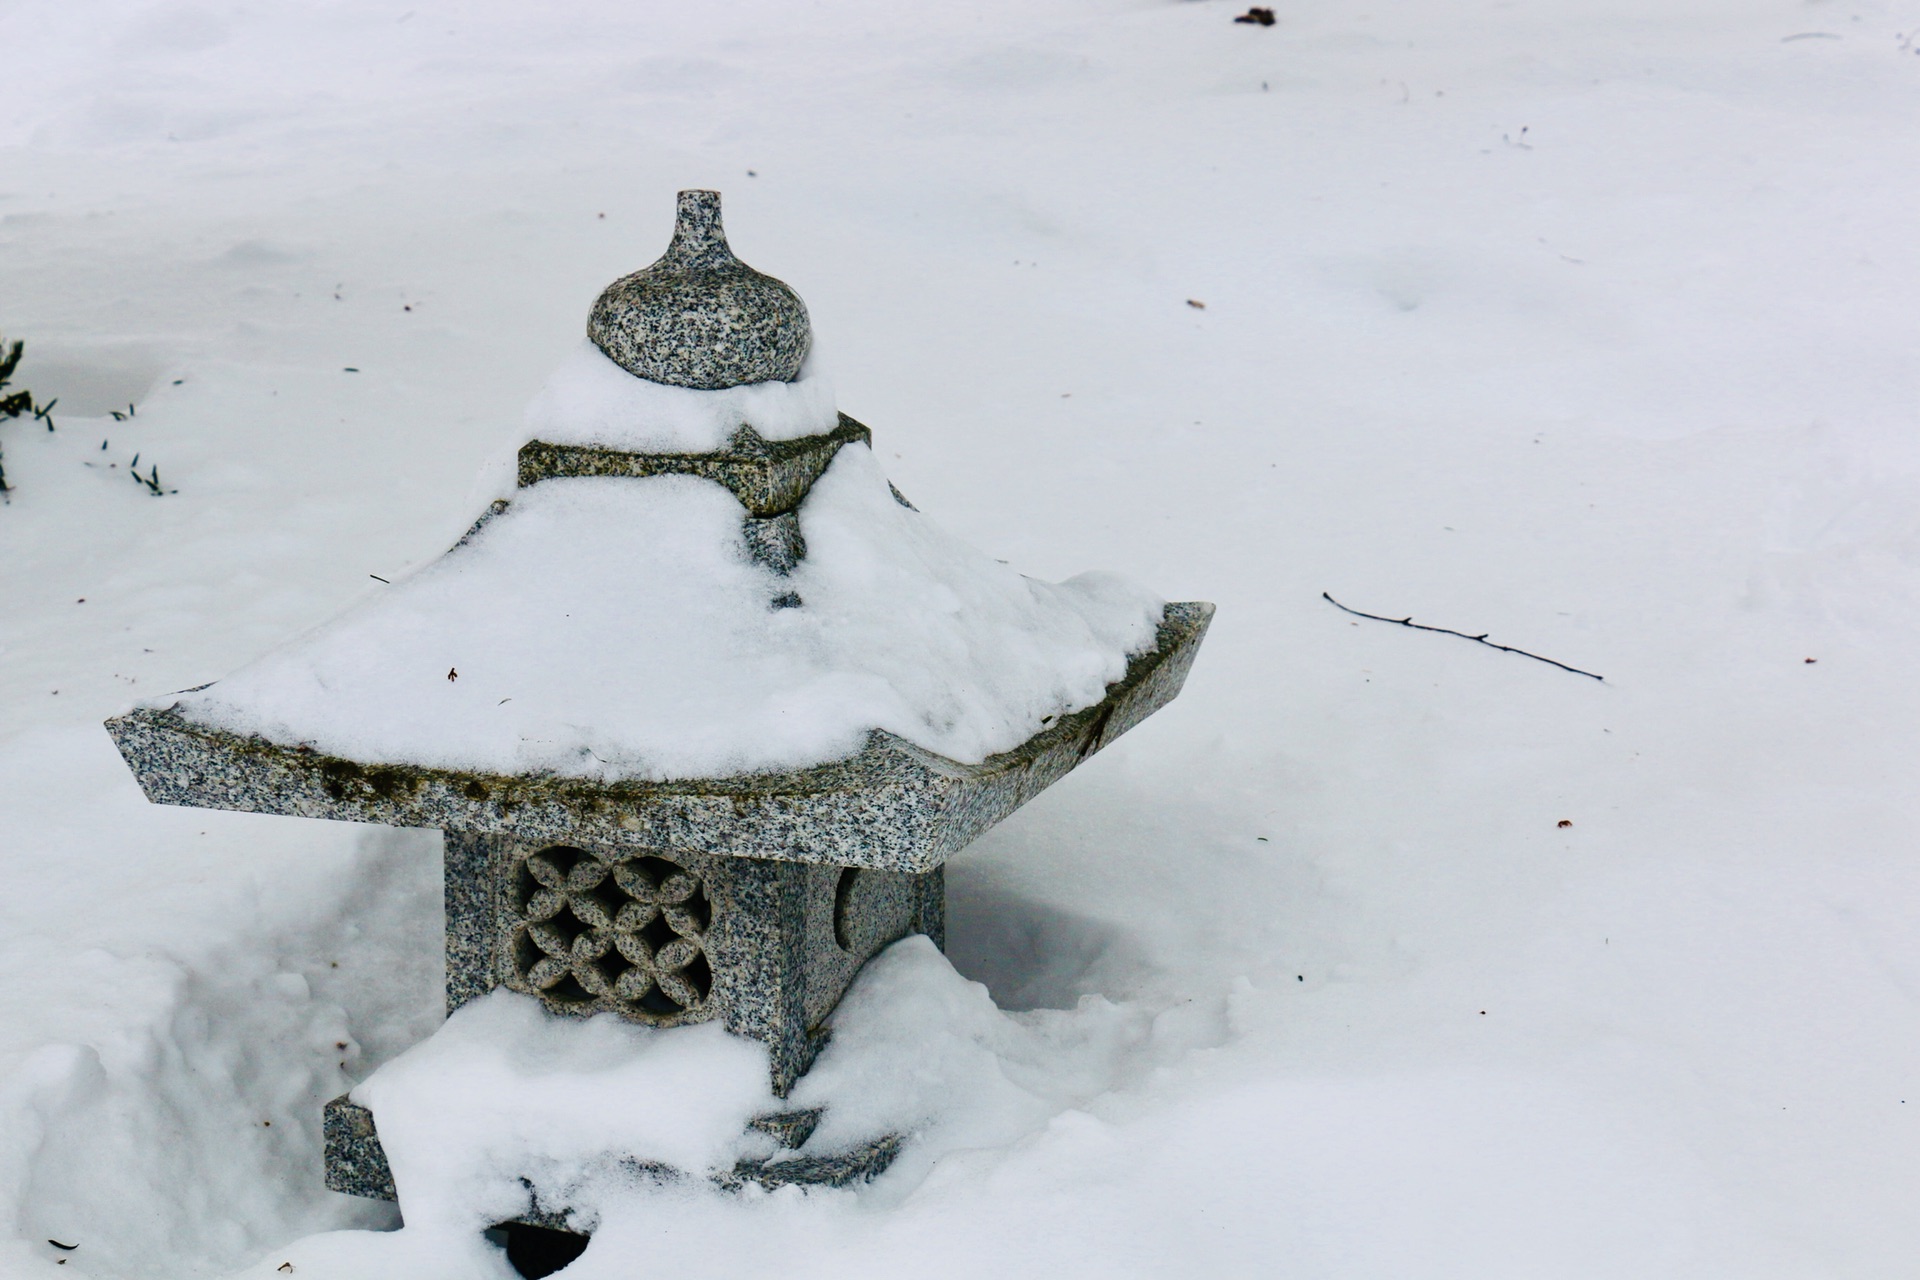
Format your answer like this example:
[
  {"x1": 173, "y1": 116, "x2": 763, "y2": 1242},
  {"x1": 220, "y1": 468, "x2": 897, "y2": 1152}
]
[{"x1": 587, "y1": 191, "x2": 812, "y2": 390}]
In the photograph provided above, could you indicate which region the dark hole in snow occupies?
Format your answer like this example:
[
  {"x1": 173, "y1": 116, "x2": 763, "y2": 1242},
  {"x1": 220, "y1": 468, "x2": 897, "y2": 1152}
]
[{"x1": 488, "y1": 1222, "x2": 590, "y2": 1278}]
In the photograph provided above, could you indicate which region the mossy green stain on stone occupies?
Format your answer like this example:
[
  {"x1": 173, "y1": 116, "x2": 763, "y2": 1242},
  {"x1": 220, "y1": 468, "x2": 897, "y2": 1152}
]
[
  {"x1": 316, "y1": 757, "x2": 419, "y2": 802},
  {"x1": 516, "y1": 416, "x2": 871, "y2": 517}
]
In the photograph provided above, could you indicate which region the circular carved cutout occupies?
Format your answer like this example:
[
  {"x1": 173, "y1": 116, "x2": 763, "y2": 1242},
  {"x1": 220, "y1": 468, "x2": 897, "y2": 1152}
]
[{"x1": 508, "y1": 846, "x2": 712, "y2": 1022}]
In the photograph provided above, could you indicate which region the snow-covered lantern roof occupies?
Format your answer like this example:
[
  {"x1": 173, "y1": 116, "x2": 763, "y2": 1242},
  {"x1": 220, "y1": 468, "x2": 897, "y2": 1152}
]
[
  {"x1": 108, "y1": 188, "x2": 1210, "y2": 891},
  {"x1": 105, "y1": 190, "x2": 1211, "y2": 1208}
]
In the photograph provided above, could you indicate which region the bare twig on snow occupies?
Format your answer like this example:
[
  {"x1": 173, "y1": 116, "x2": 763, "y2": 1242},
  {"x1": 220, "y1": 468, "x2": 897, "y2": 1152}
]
[{"x1": 1323, "y1": 591, "x2": 1604, "y2": 682}]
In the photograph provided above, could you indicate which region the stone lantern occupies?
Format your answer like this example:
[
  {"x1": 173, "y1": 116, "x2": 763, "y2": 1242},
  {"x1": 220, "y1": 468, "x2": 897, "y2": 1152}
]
[{"x1": 105, "y1": 192, "x2": 1211, "y2": 1219}]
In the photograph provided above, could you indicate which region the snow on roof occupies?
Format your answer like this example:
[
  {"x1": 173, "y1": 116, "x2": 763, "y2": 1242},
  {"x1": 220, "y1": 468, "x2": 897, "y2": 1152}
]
[
  {"x1": 523, "y1": 339, "x2": 839, "y2": 455},
  {"x1": 163, "y1": 441, "x2": 1164, "y2": 782}
]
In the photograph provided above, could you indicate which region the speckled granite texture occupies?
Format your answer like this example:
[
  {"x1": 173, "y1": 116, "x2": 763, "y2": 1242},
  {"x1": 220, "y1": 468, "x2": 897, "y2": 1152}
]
[
  {"x1": 323, "y1": 1095, "x2": 396, "y2": 1201},
  {"x1": 587, "y1": 190, "x2": 811, "y2": 390},
  {"x1": 741, "y1": 509, "x2": 806, "y2": 574},
  {"x1": 720, "y1": 1134, "x2": 902, "y2": 1192},
  {"x1": 515, "y1": 416, "x2": 870, "y2": 516},
  {"x1": 106, "y1": 602, "x2": 1212, "y2": 874},
  {"x1": 443, "y1": 834, "x2": 943, "y2": 1094},
  {"x1": 746, "y1": 1106, "x2": 821, "y2": 1148}
]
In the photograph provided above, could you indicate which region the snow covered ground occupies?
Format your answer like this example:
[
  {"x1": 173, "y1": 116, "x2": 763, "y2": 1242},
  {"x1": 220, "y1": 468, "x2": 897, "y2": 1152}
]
[{"x1": 3, "y1": 0, "x2": 1919, "y2": 1275}]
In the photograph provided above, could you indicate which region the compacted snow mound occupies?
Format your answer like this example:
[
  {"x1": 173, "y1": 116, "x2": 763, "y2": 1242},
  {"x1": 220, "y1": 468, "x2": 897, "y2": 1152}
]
[
  {"x1": 351, "y1": 991, "x2": 772, "y2": 1235},
  {"x1": 231, "y1": 939, "x2": 1166, "y2": 1280},
  {"x1": 522, "y1": 340, "x2": 841, "y2": 455},
  {"x1": 165, "y1": 444, "x2": 1165, "y2": 780}
]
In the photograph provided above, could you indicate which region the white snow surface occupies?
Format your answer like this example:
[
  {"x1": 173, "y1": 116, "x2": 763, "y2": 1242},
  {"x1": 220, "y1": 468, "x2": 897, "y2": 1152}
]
[
  {"x1": 169, "y1": 443, "x2": 1164, "y2": 778},
  {"x1": 521, "y1": 340, "x2": 841, "y2": 456},
  {"x1": 349, "y1": 991, "x2": 772, "y2": 1234},
  {"x1": 4, "y1": 0, "x2": 1920, "y2": 1277}
]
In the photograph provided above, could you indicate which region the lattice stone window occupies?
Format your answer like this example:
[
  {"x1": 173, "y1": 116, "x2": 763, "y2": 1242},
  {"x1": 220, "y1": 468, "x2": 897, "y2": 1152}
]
[{"x1": 506, "y1": 845, "x2": 713, "y2": 1023}]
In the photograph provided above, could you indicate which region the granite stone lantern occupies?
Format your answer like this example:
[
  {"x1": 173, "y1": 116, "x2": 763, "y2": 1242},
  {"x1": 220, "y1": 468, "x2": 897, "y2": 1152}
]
[{"x1": 105, "y1": 191, "x2": 1211, "y2": 1218}]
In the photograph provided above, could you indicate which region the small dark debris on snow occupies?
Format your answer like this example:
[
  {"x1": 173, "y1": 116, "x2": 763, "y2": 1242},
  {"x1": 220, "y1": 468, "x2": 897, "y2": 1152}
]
[
  {"x1": 1186, "y1": 298, "x2": 1207, "y2": 309},
  {"x1": 1804, "y1": 657, "x2": 1817, "y2": 664},
  {"x1": 131, "y1": 459, "x2": 173, "y2": 495},
  {"x1": 447, "y1": 667, "x2": 459, "y2": 682},
  {"x1": 1557, "y1": 819, "x2": 1573, "y2": 829},
  {"x1": 49, "y1": 1241, "x2": 77, "y2": 1251},
  {"x1": 369, "y1": 574, "x2": 390, "y2": 583},
  {"x1": 1234, "y1": 7, "x2": 1276, "y2": 25},
  {"x1": 343, "y1": 367, "x2": 359, "y2": 373}
]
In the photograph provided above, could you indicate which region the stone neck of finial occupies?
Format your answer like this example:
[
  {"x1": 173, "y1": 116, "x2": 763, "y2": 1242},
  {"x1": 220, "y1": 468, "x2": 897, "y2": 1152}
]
[{"x1": 660, "y1": 189, "x2": 736, "y2": 271}]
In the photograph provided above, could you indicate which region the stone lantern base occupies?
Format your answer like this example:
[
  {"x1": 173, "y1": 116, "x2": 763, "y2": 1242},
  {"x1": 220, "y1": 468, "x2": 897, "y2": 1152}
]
[
  {"x1": 323, "y1": 1093, "x2": 909, "y2": 1213},
  {"x1": 322, "y1": 836, "x2": 943, "y2": 1206}
]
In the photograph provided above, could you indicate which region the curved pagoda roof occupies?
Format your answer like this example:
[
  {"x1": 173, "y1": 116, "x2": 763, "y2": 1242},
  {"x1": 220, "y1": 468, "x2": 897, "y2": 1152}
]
[{"x1": 107, "y1": 191, "x2": 1211, "y2": 873}]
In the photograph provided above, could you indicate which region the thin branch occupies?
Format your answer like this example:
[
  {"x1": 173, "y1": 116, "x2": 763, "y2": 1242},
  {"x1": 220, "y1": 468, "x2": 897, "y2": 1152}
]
[{"x1": 1323, "y1": 592, "x2": 1604, "y2": 682}]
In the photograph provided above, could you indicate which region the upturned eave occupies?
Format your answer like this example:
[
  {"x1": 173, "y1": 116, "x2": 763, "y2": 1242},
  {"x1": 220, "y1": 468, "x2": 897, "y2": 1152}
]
[{"x1": 106, "y1": 603, "x2": 1212, "y2": 873}]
